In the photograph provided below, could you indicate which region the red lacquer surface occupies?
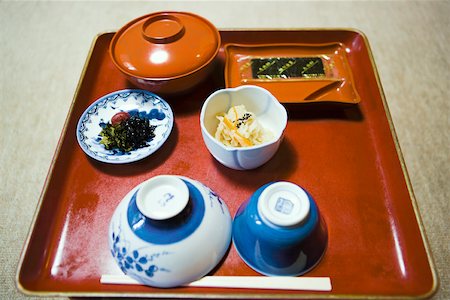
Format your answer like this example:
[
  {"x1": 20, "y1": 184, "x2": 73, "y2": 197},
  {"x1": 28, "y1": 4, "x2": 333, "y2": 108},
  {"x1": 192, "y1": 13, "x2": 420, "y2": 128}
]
[
  {"x1": 17, "y1": 31, "x2": 437, "y2": 299},
  {"x1": 225, "y1": 43, "x2": 361, "y2": 104}
]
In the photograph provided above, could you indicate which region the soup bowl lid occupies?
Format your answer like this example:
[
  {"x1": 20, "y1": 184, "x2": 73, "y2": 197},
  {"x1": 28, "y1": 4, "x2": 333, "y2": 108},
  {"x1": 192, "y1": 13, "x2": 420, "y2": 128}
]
[{"x1": 110, "y1": 11, "x2": 221, "y2": 80}]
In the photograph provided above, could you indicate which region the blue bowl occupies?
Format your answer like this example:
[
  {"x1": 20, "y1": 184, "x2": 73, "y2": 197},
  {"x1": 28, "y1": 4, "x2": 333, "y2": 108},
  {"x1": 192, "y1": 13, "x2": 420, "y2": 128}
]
[{"x1": 232, "y1": 182, "x2": 328, "y2": 276}]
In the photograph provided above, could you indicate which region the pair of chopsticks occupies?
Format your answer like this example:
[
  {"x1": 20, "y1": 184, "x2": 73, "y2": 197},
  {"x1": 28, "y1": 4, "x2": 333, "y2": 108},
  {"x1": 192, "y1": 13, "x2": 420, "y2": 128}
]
[{"x1": 101, "y1": 274, "x2": 332, "y2": 291}]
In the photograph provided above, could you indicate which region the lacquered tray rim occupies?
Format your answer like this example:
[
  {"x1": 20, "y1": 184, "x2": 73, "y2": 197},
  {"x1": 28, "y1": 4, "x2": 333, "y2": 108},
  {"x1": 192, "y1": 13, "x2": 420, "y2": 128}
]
[
  {"x1": 15, "y1": 29, "x2": 102, "y2": 297},
  {"x1": 15, "y1": 29, "x2": 439, "y2": 299},
  {"x1": 358, "y1": 28, "x2": 439, "y2": 298}
]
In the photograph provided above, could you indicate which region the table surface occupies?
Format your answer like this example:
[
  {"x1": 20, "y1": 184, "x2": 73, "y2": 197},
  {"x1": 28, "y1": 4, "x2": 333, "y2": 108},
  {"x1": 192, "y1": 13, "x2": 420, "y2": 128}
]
[{"x1": 1, "y1": 1, "x2": 448, "y2": 299}]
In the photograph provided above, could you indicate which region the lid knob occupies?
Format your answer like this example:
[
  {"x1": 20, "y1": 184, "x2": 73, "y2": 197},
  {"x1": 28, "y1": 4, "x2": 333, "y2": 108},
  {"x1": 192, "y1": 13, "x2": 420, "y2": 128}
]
[
  {"x1": 257, "y1": 182, "x2": 310, "y2": 227},
  {"x1": 136, "y1": 175, "x2": 189, "y2": 220},
  {"x1": 142, "y1": 15, "x2": 185, "y2": 44}
]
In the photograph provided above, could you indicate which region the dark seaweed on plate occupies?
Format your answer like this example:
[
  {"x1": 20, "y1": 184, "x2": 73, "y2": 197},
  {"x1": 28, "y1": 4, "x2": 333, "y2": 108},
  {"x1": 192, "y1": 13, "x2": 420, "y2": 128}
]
[{"x1": 100, "y1": 116, "x2": 157, "y2": 152}]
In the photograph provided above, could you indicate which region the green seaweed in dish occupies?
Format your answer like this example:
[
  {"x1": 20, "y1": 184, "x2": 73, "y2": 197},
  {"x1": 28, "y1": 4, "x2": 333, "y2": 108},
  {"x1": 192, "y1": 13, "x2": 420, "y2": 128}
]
[{"x1": 100, "y1": 114, "x2": 157, "y2": 152}]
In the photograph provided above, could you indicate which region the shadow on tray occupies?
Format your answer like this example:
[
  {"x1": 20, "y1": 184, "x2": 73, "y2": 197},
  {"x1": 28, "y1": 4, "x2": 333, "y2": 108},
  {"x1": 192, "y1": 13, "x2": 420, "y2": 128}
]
[
  {"x1": 213, "y1": 138, "x2": 299, "y2": 190},
  {"x1": 285, "y1": 102, "x2": 364, "y2": 122}
]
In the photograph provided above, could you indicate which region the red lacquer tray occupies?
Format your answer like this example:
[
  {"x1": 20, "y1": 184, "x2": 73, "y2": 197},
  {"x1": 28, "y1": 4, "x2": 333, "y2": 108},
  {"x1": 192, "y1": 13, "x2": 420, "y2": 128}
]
[{"x1": 17, "y1": 30, "x2": 437, "y2": 299}]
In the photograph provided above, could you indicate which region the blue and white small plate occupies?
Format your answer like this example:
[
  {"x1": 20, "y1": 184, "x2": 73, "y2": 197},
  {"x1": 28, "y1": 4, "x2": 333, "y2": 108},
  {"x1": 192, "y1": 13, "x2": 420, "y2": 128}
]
[{"x1": 76, "y1": 89, "x2": 174, "y2": 164}]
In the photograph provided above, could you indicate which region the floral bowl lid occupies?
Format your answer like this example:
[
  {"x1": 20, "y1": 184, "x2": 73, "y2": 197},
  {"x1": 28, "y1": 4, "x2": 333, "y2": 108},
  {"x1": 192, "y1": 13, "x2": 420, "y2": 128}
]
[{"x1": 108, "y1": 175, "x2": 232, "y2": 287}]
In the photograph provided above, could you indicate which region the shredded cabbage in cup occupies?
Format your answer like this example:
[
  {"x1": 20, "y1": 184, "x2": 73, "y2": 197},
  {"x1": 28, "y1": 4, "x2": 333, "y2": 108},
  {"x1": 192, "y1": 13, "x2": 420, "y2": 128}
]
[{"x1": 215, "y1": 105, "x2": 273, "y2": 147}]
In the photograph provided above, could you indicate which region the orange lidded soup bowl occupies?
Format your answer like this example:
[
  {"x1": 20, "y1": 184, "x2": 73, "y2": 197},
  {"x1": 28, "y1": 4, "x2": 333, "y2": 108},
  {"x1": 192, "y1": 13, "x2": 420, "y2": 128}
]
[{"x1": 110, "y1": 12, "x2": 221, "y2": 95}]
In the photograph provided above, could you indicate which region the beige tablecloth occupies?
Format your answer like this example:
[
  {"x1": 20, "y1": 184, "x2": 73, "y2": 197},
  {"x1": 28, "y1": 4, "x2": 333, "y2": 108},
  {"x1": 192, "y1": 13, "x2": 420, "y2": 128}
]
[{"x1": 1, "y1": 1, "x2": 448, "y2": 299}]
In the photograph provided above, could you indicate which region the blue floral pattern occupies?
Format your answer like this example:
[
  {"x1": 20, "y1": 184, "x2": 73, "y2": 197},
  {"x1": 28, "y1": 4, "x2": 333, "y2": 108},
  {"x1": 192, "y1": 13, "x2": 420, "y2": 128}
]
[
  {"x1": 202, "y1": 184, "x2": 226, "y2": 215},
  {"x1": 110, "y1": 220, "x2": 171, "y2": 280},
  {"x1": 76, "y1": 89, "x2": 173, "y2": 164}
]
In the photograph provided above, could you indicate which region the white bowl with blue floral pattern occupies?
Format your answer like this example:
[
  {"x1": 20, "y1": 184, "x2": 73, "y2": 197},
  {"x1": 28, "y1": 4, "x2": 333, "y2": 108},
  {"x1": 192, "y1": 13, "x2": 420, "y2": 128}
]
[
  {"x1": 108, "y1": 175, "x2": 232, "y2": 288},
  {"x1": 76, "y1": 89, "x2": 173, "y2": 164}
]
